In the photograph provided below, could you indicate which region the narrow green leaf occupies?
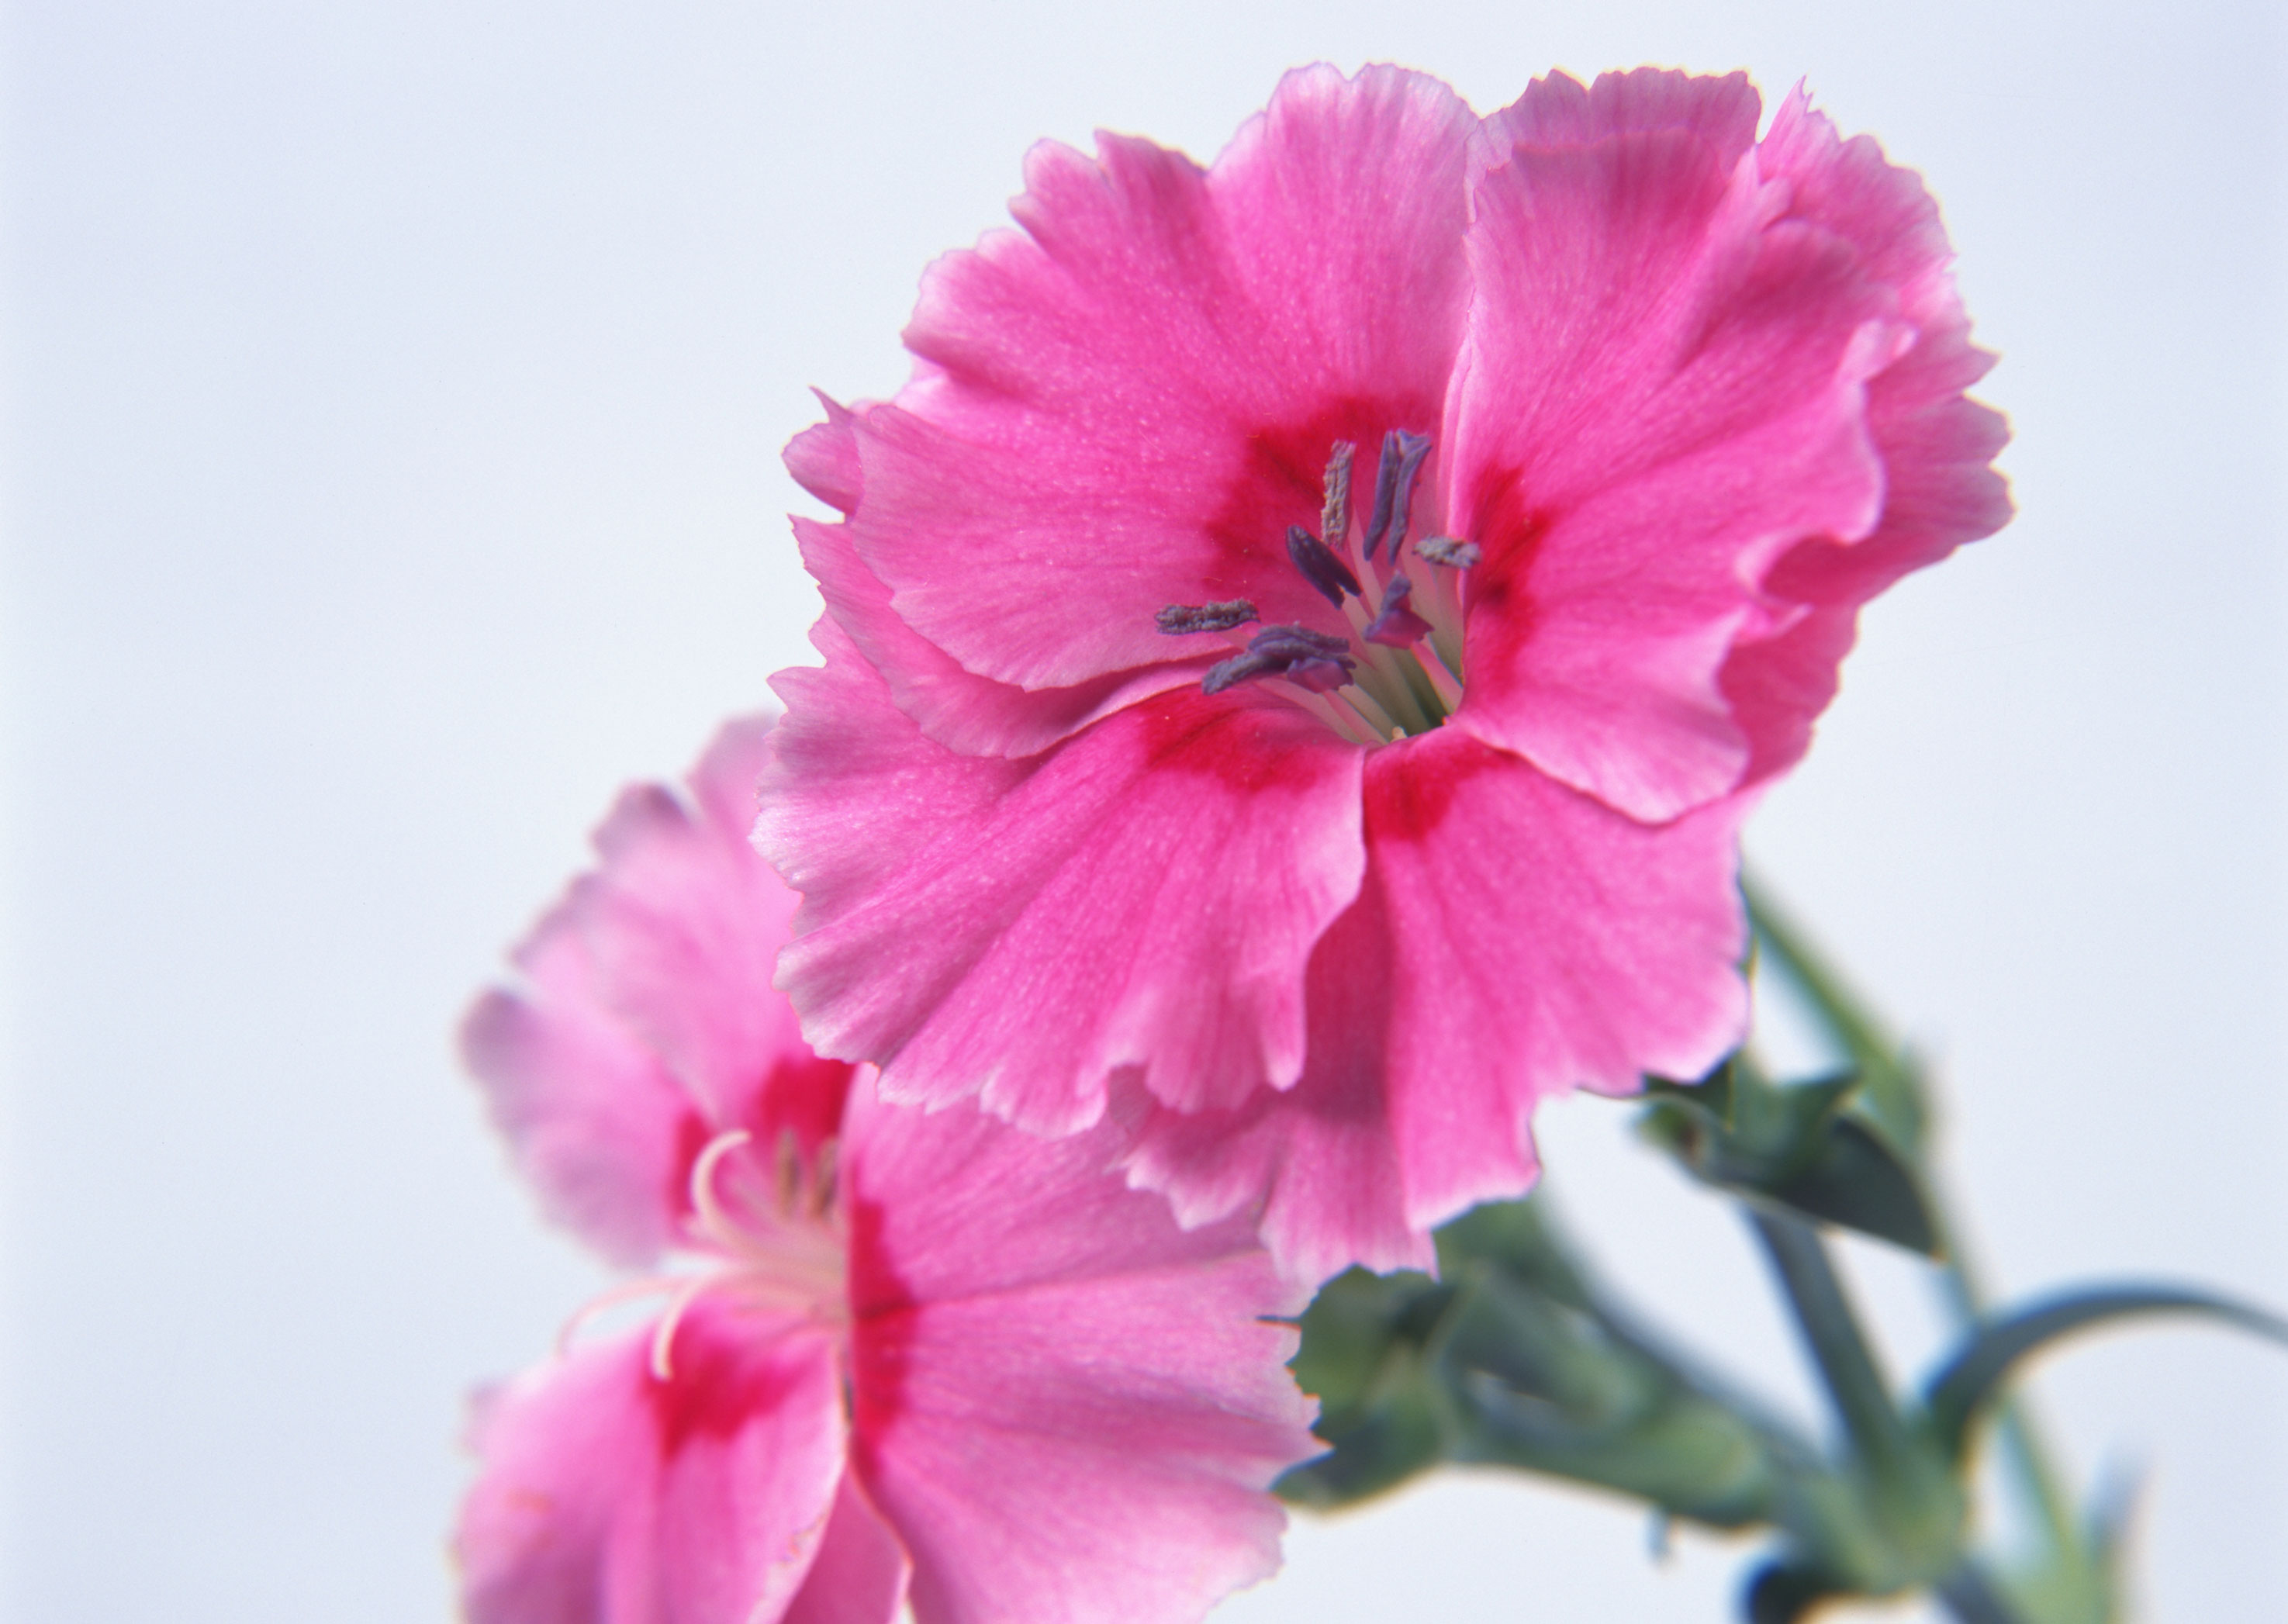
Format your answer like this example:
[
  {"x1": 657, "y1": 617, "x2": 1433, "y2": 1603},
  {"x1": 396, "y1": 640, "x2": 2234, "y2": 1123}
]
[
  {"x1": 1924, "y1": 1285, "x2": 2288, "y2": 1461},
  {"x1": 1760, "y1": 1117, "x2": 1941, "y2": 1257},
  {"x1": 1641, "y1": 1059, "x2": 1942, "y2": 1256}
]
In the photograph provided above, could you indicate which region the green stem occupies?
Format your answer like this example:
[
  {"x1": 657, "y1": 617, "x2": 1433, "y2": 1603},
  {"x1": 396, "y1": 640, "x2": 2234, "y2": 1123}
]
[
  {"x1": 1748, "y1": 1208, "x2": 1911, "y2": 1468},
  {"x1": 1936, "y1": 1561, "x2": 2031, "y2": 1624},
  {"x1": 1932, "y1": 1222, "x2": 2086, "y2": 1567},
  {"x1": 1740, "y1": 874, "x2": 1923, "y2": 1152},
  {"x1": 1743, "y1": 875, "x2": 2091, "y2": 1584}
]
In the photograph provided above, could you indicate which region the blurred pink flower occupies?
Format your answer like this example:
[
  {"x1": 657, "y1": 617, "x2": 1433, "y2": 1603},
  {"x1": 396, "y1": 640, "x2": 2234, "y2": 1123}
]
[
  {"x1": 458, "y1": 719, "x2": 1318, "y2": 1624},
  {"x1": 760, "y1": 65, "x2": 2009, "y2": 1282}
]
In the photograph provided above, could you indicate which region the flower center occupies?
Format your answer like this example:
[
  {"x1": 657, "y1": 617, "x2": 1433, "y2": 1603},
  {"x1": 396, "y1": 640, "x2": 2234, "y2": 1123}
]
[
  {"x1": 564, "y1": 1128, "x2": 849, "y2": 1381},
  {"x1": 1157, "y1": 433, "x2": 1479, "y2": 747}
]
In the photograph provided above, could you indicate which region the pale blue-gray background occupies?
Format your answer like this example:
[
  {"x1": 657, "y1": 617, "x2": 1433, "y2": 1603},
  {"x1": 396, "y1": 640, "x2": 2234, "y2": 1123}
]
[{"x1": 3, "y1": 1, "x2": 2282, "y2": 1619}]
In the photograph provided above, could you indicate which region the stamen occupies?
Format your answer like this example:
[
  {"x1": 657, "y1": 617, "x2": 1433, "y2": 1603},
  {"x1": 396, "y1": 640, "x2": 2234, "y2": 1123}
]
[
  {"x1": 1384, "y1": 433, "x2": 1431, "y2": 560},
  {"x1": 1254, "y1": 624, "x2": 1351, "y2": 659},
  {"x1": 1419, "y1": 643, "x2": 1466, "y2": 713},
  {"x1": 1204, "y1": 624, "x2": 1357, "y2": 695},
  {"x1": 687, "y1": 1128, "x2": 755, "y2": 1249},
  {"x1": 1201, "y1": 651, "x2": 1276, "y2": 695},
  {"x1": 1362, "y1": 430, "x2": 1432, "y2": 562},
  {"x1": 772, "y1": 1128, "x2": 798, "y2": 1216},
  {"x1": 1416, "y1": 535, "x2": 1481, "y2": 568},
  {"x1": 555, "y1": 1275, "x2": 683, "y2": 1357},
  {"x1": 1283, "y1": 657, "x2": 1352, "y2": 693},
  {"x1": 1156, "y1": 599, "x2": 1259, "y2": 634},
  {"x1": 649, "y1": 1272, "x2": 717, "y2": 1382},
  {"x1": 1286, "y1": 525, "x2": 1361, "y2": 607},
  {"x1": 1320, "y1": 441, "x2": 1355, "y2": 554},
  {"x1": 810, "y1": 1139, "x2": 839, "y2": 1219},
  {"x1": 1362, "y1": 573, "x2": 1434, "y2": 648}
]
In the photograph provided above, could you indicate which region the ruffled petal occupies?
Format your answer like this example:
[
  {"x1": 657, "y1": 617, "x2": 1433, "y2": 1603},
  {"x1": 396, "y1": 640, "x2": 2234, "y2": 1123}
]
[
  {"x1": 1446, "y1": 71, "x2": 1898, "y2": 822},
  {"x1": 1364, "y1": 731, "x2": 1753, "y2": 1230},
  {"x1": 575, "y1": 720, "x2": 850, "y2": 1147},
  {"x1": 839, "y1": 1080, "x2": 1319, "y2": 1624},
  {"x1": 465, "y1": 719, "x2": 855, "y2": 1266},
  {"x1": 1476, "y1": 66, "x2": 1761, "y2": 168},
  {"x1": 1128, "y1": 731, "x2": 1754, "y2": 1279},
  {"x1": 462, "y1": 976, "x2": 698, "y2": 1269},
  {"x1": 456, "y1": 1306, "x2": 846, "y2": 1624},
  {"x1": 1721, "y1": 88, "x2": 2013, "y2": 783},
  {"x1": 785, "y1": 392, "x2": 865, "y2": 516},
  {"x1": 779, "y1": 1477, "x2": 911, "y2": 1624},
  {"x1": 760, "y1": 623, "x2": 1365, "y2": 1132},
  {"x1": 825, "y1": 63, "x2": 1476, "y2": 703},
  {"x1": 1119, "y1": 877, "x2": 1429, "y2": 1284},
  {"x1": 796, "y1": 511, "x2": 1208, "y2": 758}
]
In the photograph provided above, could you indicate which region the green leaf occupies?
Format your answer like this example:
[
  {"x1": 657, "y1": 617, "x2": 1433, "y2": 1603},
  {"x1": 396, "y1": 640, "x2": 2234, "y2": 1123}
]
[
  {"x1": 1276, "y1": 1349, "x2": 1449, "y2": 1508},
  {"x1": 1761, "y1": 1116, "x2": 1939, "y2": 1256},
  {"x1": 1279, "y1": 1266, "x2": 1457, "y2": 1508},
  {"x1": 1933, "y1": 1563, "x2": 2034, "y2": 1624},
  {"x1": 1640, "y1": 1059, "x2": 1942, "y2": 1256},
  {"x1": 1923, "y1": 1285, "x2": 2288, "y2": 1462},
  {"x1": 1741, "y1": 876, "x2": 1929, "y2": 1157},
  {"x1": 1281, "y1": 1196, "x2": 1820, "y2": 1529},
  {"x1": 1744, "y1": 1562, "x2": 1842, "y2": 1624}
]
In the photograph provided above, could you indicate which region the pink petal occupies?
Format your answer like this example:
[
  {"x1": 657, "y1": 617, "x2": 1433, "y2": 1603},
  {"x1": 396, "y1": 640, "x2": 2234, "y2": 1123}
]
[
  {"x1": 1119, "y1": 879, "x2": 1431, "y2": 1284},
  {"x1": 575, "y1": 720, "x2": 848, "y2": 1147},
  {"x1": 785, "y1": 391, "x2": 864, "y2": 516},
  {"x1": 795, "y1": 510, "x2": 1208, "y2": 758},
  {"x1": 1721, "y1": 88, "x2": 2014, "y2": 784},
  {"x1": 1478, "y1": 66, "x2": 1761, "y2": 164},
  {"x1": 465, "y1": 719, "x2": 854, "y2": 1266},
  {"x1": 779, "y1": 1477, "x2": 911, "y2": 1624},
  {"x1": 839, "y1": 1080, "x2": 1319, "y2": 1624},
  {"x1": 828, "y1": 64, "x2": 1476, "y2": 701},
  {"x1": 1360, "y1": 731, "x2": 1754, "y2": 1232},
  {"x1": 456, "y1": 1305, "x2": 847, "y2": 1624},
  {"x1": 760, "y1": 623, "x2": 1365, "y2": 1132},
  {"x1": 1446, "y1": 71, "x2": 1898, "y2": 822},
  {"x1": 1130, "y1": 730, "x2": 1754, "y2": 1279},
  {"x1": 462, "y1": 977, "x2": 700, "y2": 1269}
]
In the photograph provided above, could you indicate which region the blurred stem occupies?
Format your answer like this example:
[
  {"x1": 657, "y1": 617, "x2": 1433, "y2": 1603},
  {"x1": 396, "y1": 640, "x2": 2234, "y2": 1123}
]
[
  {"x1": 1743, "y1": 876, "x2": 2086, "y2": 1572},
  {"x1": 1937, "y1": 1561, "x2": 2030, "y2": 1624},
  {"x1": 1748, "y1": 1208, "x2": 1912, "y2": 1470},
  {"x1": 1929, "y1": 1221, "x2": 2086, "y2": 1568}
]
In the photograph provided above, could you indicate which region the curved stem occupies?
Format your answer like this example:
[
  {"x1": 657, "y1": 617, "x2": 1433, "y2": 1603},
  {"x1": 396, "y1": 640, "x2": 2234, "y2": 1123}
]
[
  {"x1": 1744, "y1": 874, "x2": 2090, "y2": 1591},
  {"x1": 1748, "y1": 1207, "x2": 1912, "y2": 1469}
]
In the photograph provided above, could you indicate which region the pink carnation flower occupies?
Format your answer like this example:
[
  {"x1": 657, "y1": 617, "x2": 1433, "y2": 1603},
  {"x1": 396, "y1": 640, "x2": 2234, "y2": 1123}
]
[
  {"x1": 456, "y1": 718, "x2": 1319, "y2": 1624},
  {"x1": 760, "y1": 66, "x2": 2010, "y2": 1282}
]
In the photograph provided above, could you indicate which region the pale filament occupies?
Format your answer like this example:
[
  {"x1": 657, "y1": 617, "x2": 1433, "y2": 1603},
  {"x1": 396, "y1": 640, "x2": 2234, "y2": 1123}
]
[
  {"x1": 1317, "y1": 439, "x2": 1471, "y2": 742},
  {"x1": 560, "y1": 1125, "x2": 850, "y2": 1384}
]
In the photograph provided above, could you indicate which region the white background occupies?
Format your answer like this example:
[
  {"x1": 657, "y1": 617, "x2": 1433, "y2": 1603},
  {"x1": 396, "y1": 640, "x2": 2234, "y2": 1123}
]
[{"x1": 3, "y1": 1, "x2": 2281, "y2": 1619}]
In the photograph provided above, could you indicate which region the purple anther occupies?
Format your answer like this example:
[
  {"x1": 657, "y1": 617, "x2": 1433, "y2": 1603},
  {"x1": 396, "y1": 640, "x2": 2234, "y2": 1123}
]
[
  {"x1": 1287, "y1": 525, "x2": 1362, "y2": 608},
  {"x1": 1320, "y1": 441, "x2": 1356, "y2": 555},
  {"x1": 1362, "y1": 572, "x2": 1435, "y2": 648},
  {"x1": 1156, "y1": 599, "x2": 1260, "y2": 634},
  {"x1": 1201, "y1": 651, "x2": 1277, "y2": 695},
  {"x1": 1201, "y1": 622, "x2": 1357, "y2": 696},
  {"x1": 1362, "y1": 430, "x2": 1433, "y2": 562},
  {"x1": 1284, "y1": 658, "x2": 1353, "y2": 693},
  {"x1": 1383, "y1": 432, "x2": 1432, "y2": 558},
  {"x1": 1249, "y1": 623, "x2": 1350, "y2": 662},
  {"x1": 1415, "y1": 535, "x2": 1481, "y2": 568}
]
